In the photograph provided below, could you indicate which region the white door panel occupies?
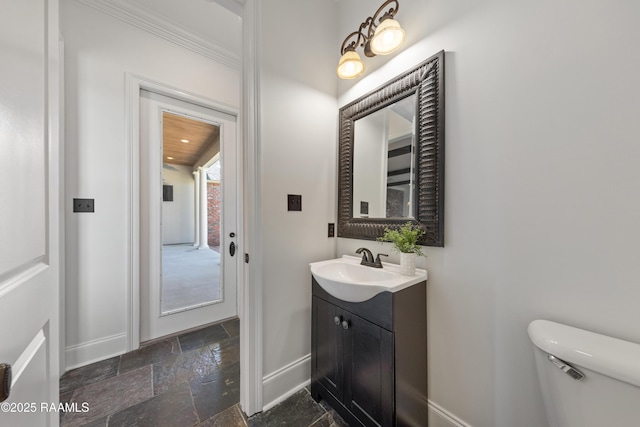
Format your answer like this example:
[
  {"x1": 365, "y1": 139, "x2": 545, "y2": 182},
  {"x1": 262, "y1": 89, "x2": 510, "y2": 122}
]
[
  {"x1": 0, "y1": 0, "x2": 60, "y2": 425},
  {"x1": 0, "y1": 0, "x2": 46, "y2": 275}
]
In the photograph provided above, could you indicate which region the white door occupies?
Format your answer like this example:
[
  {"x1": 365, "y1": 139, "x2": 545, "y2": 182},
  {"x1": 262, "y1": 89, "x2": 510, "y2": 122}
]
[
  {"x1": 139, "y1": 90, "x2": 238, "y2": 342},
  {"x1": 0, "y1": 0, "x2": 61, "y2": 425}
]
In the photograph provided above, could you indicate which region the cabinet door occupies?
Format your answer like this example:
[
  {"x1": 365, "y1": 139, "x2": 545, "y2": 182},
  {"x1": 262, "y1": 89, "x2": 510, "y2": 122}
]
[
  {"x1": 312, "y1": 296, "x2": 344, "y2": 401},
  {"x1": 344, "y1": 313, "x2": 394, "y2": 427}
]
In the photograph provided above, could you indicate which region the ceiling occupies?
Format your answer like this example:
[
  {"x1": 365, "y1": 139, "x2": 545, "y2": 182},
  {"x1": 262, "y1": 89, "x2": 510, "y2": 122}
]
[{"x1": 162, "y1": 112, "x2": 220, "y2": 166}]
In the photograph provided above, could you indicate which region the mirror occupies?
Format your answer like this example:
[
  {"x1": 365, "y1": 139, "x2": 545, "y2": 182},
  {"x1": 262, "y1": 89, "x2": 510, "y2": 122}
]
[
  {"x1": 338, "y1": 50, "x2": 445, "y2": 246},
  {"x1": 353, "y1": 93, "x2": 417, "y2": 219}
]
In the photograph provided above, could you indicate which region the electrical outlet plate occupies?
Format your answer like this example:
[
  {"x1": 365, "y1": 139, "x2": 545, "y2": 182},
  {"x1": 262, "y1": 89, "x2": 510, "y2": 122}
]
[
  {"x1": 288, "y1": 194, "x2": 302, "y2": 211},
  {"x1": 73, "y1": 198, "x2": 94, "y2": 213},
  {"x1": 328, "y1": 223, "x2": 335, "y2": 237}
]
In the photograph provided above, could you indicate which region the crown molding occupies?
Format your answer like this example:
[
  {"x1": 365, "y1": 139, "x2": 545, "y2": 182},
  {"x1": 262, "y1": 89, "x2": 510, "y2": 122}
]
[
  {"x1": 209, "y1": 0, "x2": 244, "y2": 16},
  {"x1": 76, "y1": 0, "x2": 240, "y2": 70}
]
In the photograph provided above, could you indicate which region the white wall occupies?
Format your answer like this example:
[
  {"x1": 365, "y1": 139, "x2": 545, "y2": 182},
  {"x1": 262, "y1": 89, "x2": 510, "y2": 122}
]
[
  {"x1": 337, "y1": 1, "x2": 640, "y2": 426},
  {"x1": 62, "y1": 0, "x2": 239, "y2": 367},
  {"x1": 162, "y1": 164, "x2": 195, "y2": 245},
  {"x1": 257, "y1": 0, "x2": 339, "y2": 407}
]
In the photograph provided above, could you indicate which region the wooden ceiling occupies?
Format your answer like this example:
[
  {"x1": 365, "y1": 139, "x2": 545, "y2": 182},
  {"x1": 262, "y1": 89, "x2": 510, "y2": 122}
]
[{"x1": 162, "y1": 112, "x2": 219, "y2": 166}]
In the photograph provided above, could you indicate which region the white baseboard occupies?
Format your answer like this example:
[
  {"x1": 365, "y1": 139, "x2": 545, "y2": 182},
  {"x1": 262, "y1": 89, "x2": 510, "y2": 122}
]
[
  {"x1": 429, "y1": 400, "x2": 473, "y2": 427},
  {"x1": 64, "y1": 333, "x2": 127, "y2": 371},
  {"x1": 262, "y1": 353, "x2": 311, "y2": 411}
]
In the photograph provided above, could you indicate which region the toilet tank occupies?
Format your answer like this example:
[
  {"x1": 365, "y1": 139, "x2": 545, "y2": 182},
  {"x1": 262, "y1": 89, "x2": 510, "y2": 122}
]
[{"x1": 528, "y1": 320, "x2": 640, "y2": 427}]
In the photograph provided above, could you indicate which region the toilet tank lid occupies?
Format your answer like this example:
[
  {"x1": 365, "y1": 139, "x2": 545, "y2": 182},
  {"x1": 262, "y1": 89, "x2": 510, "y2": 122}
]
[{"x1": 528, "y1": 320, "x2": 640, "y2": 388}]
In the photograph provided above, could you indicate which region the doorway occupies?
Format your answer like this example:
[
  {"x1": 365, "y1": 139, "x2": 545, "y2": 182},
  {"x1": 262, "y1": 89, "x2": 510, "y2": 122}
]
[{"x1": 139, "y1": 90, "x2": 239, "y2": 342}]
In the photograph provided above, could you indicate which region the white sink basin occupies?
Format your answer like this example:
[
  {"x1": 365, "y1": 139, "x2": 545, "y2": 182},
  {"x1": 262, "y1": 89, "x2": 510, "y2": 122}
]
[{"x1": 310, "y1": 255, "x2": 427, "y2": 303}]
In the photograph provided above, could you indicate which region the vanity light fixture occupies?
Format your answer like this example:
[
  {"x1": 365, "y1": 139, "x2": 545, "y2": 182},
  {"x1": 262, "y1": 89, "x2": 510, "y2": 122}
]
[{"x1": 336, "y1": 0, "x2": 406, "y2": 79}]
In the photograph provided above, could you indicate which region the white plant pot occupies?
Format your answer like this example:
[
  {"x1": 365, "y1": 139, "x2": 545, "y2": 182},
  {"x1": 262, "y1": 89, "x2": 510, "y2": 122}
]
[{"x1": 399, "y1": 252, "x2": 417, "y2": 276}]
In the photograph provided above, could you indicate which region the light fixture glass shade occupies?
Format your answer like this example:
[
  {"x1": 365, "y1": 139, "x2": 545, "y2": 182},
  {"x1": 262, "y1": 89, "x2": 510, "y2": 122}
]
[
  {"x1": 337, "y1": 50, "x2": 365, "y2": 79},
  {"x1": 370, "y1": 18, "x2": 405, "y2": 55}
]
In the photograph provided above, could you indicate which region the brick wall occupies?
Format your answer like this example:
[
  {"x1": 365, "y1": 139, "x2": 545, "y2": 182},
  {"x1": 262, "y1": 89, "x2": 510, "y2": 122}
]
[{"x1": 207, "y1": 182, "x2": 221, "y2": 247}]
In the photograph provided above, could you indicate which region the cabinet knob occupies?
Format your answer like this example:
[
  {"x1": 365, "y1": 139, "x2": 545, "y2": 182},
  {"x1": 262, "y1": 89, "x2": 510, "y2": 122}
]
[
  {"x1": 334, "y1": 316, "x2": 342, "y2": 325},
  {"x1": 341, "y1": 320, "x2": 350, "y2": 330}
]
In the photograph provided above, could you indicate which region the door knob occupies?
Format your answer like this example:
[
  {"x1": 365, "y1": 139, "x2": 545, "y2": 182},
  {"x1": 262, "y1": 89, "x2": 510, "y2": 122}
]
[
  {"x1": 229, "y1": 241, "x2": 236, "y2": 257},
  {"x1": 0, "y1": 363, "x2": 11, "y2": 402},
  {"x1": 334, "y1": 316, "x2": 342, "y2": 325},
  {"x1": 341, "y1": 320, "x2": 350, "y2": 330}
]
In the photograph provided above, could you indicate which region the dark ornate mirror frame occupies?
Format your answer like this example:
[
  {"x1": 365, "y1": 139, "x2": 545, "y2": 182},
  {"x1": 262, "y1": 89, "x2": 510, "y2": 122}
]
[{"x1": 337, "y1": 50, "x2": 444, "y2": 246}]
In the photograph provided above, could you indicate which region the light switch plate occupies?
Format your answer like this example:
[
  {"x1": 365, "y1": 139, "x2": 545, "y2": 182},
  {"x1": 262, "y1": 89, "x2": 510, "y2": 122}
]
[
  {"x1": 73, "y1": 198, "x2": 94, "y2": 213},
  {"x1": 288, "y1": 194, "x2": 302, "y2": 211}
]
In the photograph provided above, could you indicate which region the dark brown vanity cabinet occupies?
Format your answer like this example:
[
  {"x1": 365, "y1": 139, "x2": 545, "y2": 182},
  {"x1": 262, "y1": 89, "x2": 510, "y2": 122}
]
[{"x1": 311, "y1": 278, "x2": 427, "y2": 427}]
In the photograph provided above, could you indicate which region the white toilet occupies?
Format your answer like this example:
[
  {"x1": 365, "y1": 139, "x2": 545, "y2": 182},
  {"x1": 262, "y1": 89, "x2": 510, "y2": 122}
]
[{"x1": 528, "y1": 320, "x2": 640, "y2": 427}]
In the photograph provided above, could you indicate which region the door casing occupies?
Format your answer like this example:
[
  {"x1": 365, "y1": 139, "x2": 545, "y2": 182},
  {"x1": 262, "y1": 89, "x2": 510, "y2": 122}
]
[{"x1": 125, "y1": 77, "x2": 247, "y2": 343}]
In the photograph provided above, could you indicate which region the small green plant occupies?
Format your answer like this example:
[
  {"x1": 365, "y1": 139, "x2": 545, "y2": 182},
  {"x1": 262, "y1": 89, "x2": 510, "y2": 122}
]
[{"x1": 377, "y1": 222, "x2": 426, "y2": 256}]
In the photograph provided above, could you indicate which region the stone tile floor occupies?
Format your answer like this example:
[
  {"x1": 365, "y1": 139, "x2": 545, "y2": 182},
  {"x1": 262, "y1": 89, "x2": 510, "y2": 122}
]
[{"x1": 60, "y1": 318, "x2": 347, "y2": 426}]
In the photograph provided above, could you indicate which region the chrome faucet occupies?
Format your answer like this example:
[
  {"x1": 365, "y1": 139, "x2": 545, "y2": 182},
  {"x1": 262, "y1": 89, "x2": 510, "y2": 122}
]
[{"x1": 355, "y1": 248, "x2": 388, "y2": 268}]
